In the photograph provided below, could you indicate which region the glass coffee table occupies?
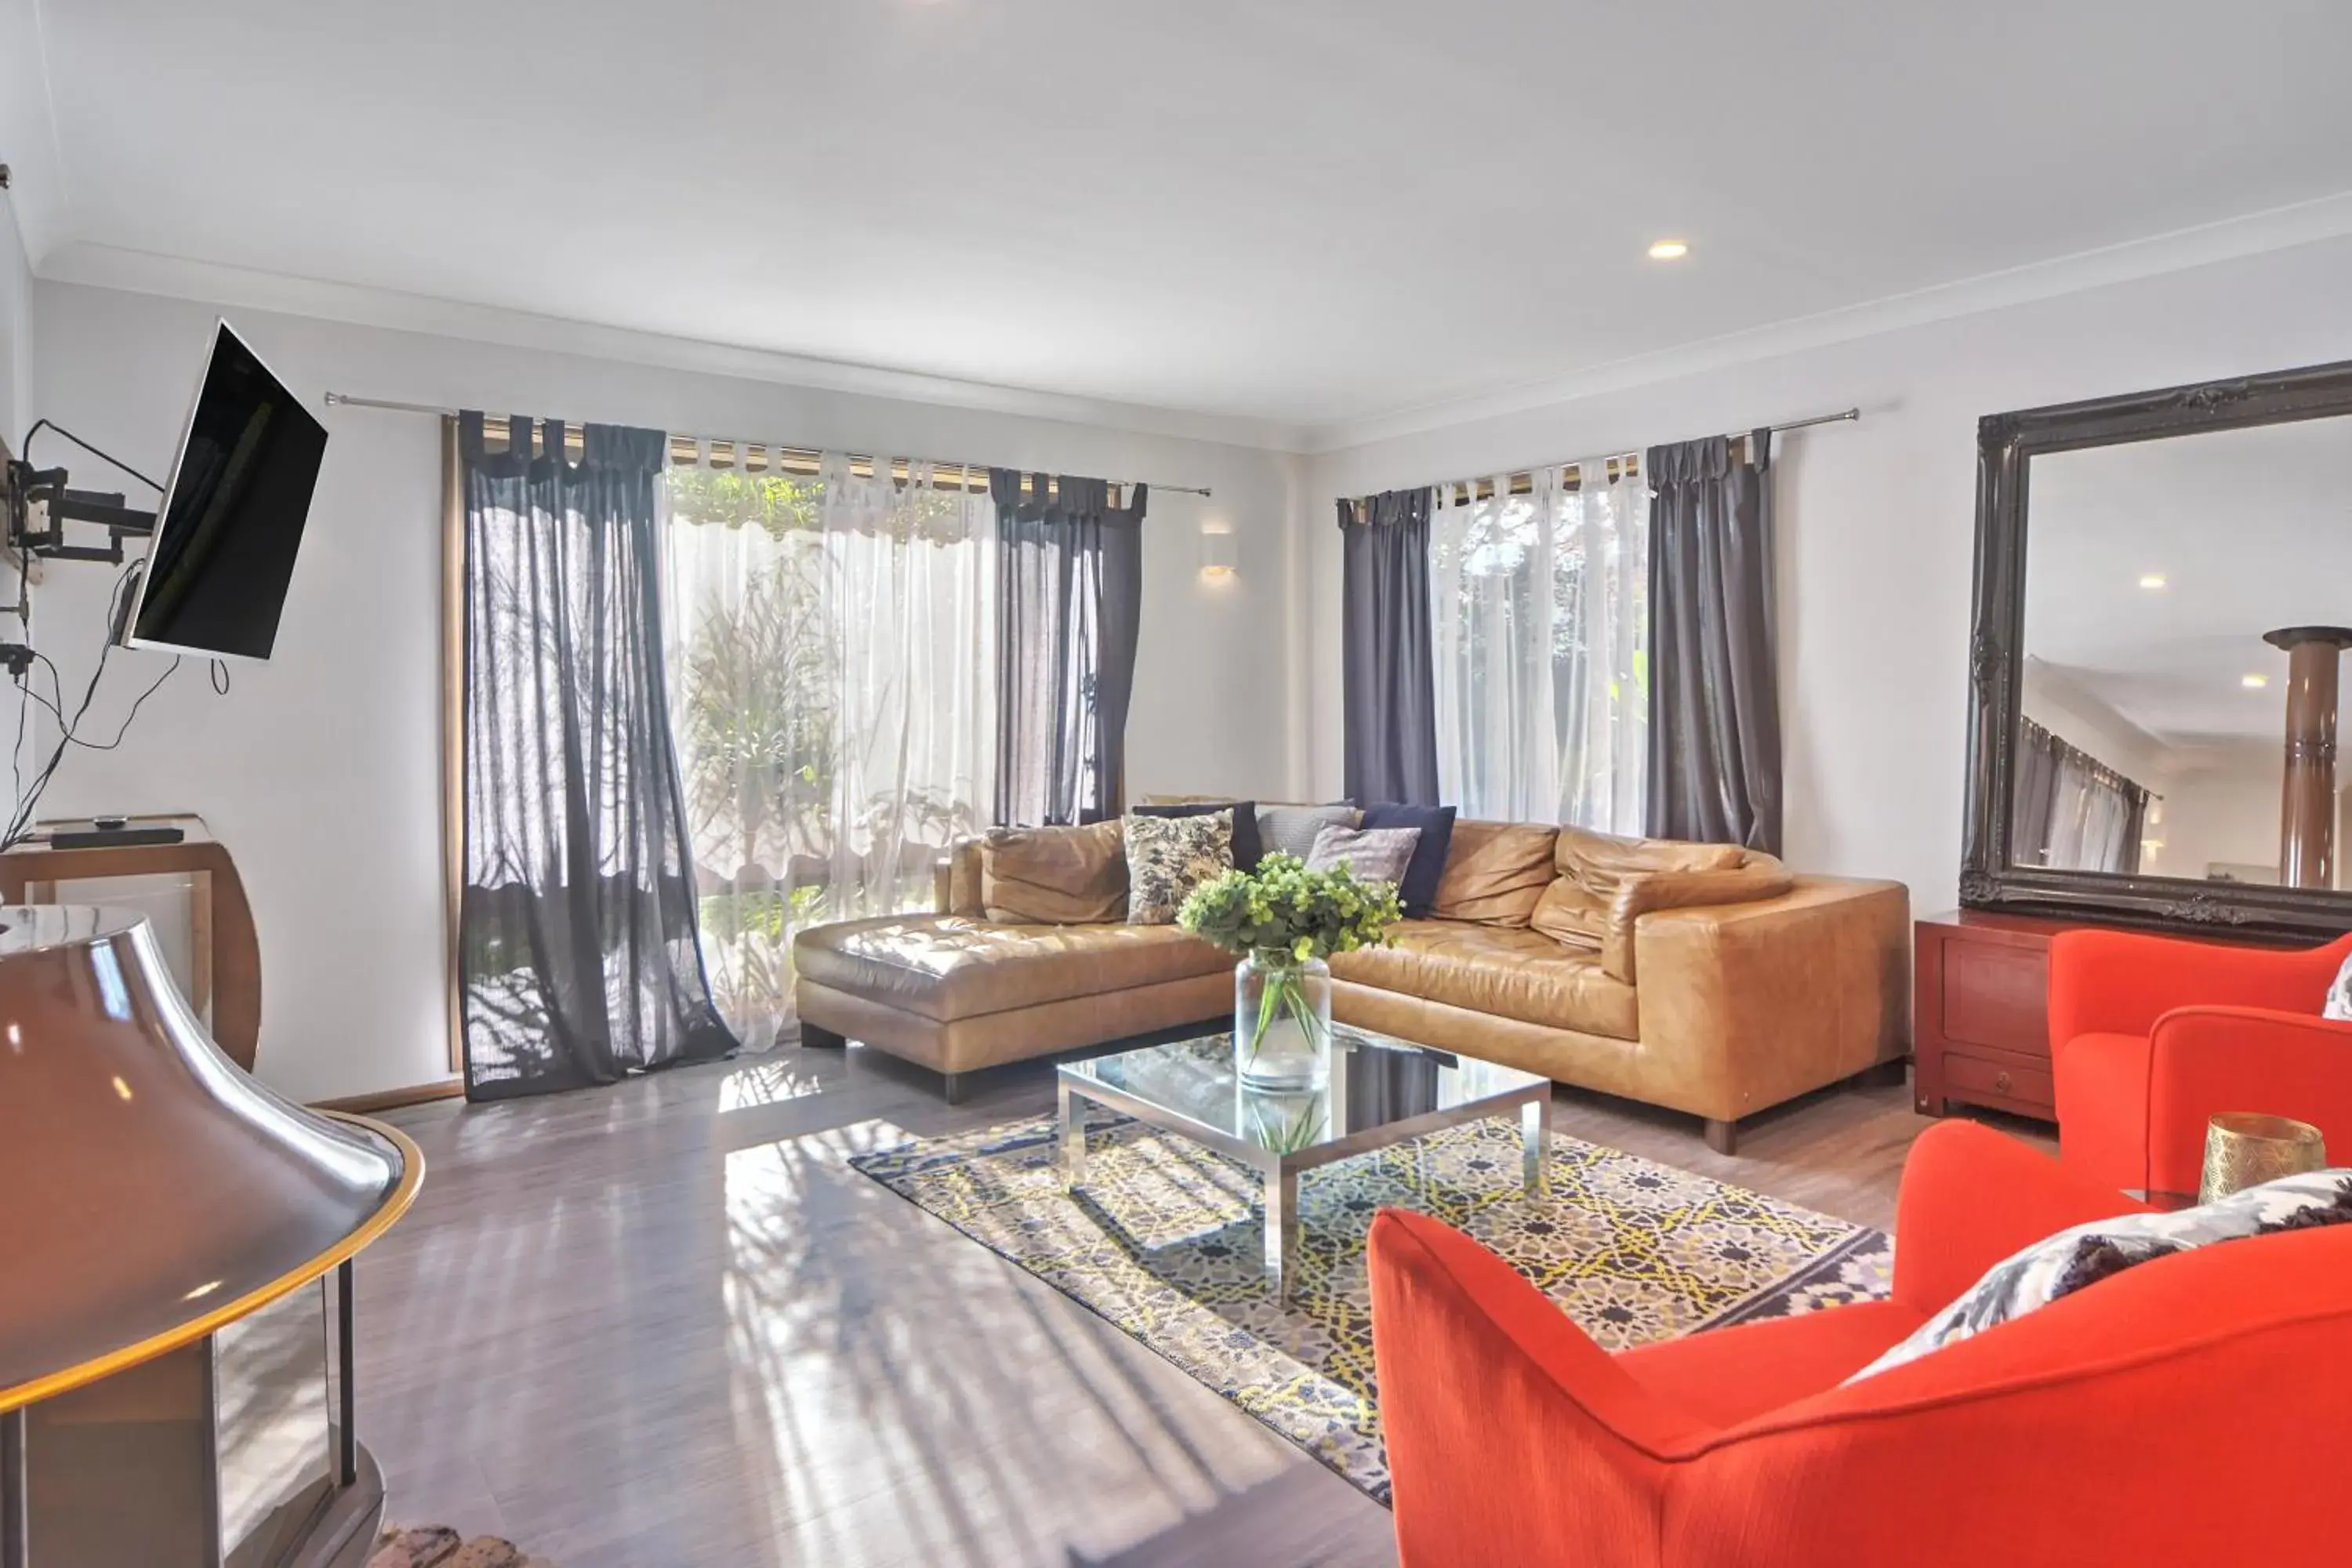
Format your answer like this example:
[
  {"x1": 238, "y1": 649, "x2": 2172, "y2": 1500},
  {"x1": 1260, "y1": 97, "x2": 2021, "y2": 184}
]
[{"x1": 1057, "y1": 1025, "x2": 1552, "y2": 1298}]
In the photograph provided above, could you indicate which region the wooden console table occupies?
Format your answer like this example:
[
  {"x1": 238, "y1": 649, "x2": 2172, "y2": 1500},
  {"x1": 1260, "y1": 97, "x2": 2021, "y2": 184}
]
[
  {"x1": 1913, "y1": 909, "x2": 2067, "y2": 1123},
  {"x1": 0, "y1": 815, "x2": 260, "y2": 1071}
]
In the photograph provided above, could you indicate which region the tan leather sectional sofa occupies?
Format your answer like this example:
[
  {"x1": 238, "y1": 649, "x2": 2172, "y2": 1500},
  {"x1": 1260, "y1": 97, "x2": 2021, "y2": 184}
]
[{"x1": 793, "y1": 816, "x2": 1910, "y2": 1152}]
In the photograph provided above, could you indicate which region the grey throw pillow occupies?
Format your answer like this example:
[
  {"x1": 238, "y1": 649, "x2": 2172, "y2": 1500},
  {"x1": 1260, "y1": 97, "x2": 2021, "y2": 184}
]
[
  {"x1": 1847, "y1": 1167, "x2": 2352, "y2": 1383},
  {"x1": 1124, "y1": 811, "x2": 1234, "y2": 924},
  {"x1": 2327, "y1": 948, "x2": 2352, "y2": 1021},
  {"x1": 1304, "y1": 823, "x2": 1420, "y2": 887},
  {"x1": 1257, "y1": 803, "x2": 1362, "y2": 861}
]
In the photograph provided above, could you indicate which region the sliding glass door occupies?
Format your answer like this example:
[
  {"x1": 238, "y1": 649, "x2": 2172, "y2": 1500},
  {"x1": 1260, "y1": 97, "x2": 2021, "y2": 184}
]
[{"x1": 661, "y1": 456, "x2": 996, "y2": 1047}]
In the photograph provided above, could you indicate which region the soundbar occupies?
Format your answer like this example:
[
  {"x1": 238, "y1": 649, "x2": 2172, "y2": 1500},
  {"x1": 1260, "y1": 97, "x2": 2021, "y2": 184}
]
[{"x1": 43, "y1": 826, "x2": 188, "y2": 850}]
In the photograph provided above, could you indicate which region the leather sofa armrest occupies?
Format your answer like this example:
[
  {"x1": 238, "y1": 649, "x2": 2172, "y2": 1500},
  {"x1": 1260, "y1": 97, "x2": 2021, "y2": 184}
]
[
  {"x1": 937, "y1": 839, "x2": 985, "y2": 916},
  {"x1": 1603, "y1": 863, "x2": 1795, "y2": 985},
  {"x1": 1629, "y1": 877, "x2": 1910, "y2": 1123}
]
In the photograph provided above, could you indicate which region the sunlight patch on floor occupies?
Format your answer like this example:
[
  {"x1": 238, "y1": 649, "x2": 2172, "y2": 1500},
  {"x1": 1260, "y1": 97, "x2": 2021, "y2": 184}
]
[
  {"x1": 717, "y1": 1055, "x2": 830, "y2": 1111},
  {"x1": 717, "y1": 1120, "x2": 1302, "y2": 1566}
]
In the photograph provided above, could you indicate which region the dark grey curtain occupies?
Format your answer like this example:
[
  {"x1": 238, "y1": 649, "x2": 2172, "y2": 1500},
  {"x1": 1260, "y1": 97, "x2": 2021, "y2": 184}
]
[
  {"x1": 459, "y1": 413, "x2": 735, "y2": 1102},
  {"x1": 1646, "y1": 434, "x2": 1783, "y2": 851},
  {"x1": 990, "y1": 471, "x2": 1146, "y2": 826},
  {"x1": 2011, "y1": 720, "x2": 2061, "y2": 866},
  {"x1": 2121, "y1": 791, "x2": 2148, "y2": 875},
  {"x1": 1338, "y1": 488, "x2": 1440, "y2": 805}
]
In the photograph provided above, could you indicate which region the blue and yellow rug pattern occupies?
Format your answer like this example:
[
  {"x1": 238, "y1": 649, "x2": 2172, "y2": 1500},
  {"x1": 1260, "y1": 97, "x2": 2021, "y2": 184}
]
[{"x1": 850, "y1": 1112, "x2": 1889, "y2": 1503}]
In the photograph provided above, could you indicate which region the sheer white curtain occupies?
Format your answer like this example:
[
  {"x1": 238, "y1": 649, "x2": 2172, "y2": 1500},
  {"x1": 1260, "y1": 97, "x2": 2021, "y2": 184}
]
[
  {"x1": 1431, "y1": 473, "x2": 1558, "y2": 820},
  {"x1": 1555, "y1": 463, "x2": 1649, "y2": 833},
  {"x1": 662, "y1": 451, "x2": 995, "y2": 1047},
  {"x1": 1428, "y1": 460, "x2": 1648, "y2": 829}
]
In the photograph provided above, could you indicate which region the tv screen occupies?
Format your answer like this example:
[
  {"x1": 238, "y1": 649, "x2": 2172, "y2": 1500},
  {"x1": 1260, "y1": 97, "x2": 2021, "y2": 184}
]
[{"x1": 122, "y1": 321, "x2": 328, "y2": 661}]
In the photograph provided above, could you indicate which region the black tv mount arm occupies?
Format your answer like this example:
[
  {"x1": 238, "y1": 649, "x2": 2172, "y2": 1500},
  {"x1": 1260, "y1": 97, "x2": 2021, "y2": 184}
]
[{"x1": 3, "y1": 459, "x2": 157, "y2": 565}]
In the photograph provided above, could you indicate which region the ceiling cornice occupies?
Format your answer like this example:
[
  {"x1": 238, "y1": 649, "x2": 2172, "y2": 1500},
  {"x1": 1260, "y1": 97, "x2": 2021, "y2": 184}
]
[
  {"x1": 1304, "y1": 189, "x2": 2352, "y2": 455},
  {"x1": 31, "y1": 185, "x2": 2352, "y2": 462},
  {"x1": 34, "y1": 241, "x2": 1321, "y2": 455}
]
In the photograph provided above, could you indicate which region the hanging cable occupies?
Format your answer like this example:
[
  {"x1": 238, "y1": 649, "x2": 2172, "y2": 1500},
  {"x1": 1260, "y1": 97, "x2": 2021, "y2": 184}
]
[
  {"x1": 19, "y1": 419, "x2": 168, "y2": 494},
  {"x1": 2, "y1": 568, "x2": 166, "y2": 848}
]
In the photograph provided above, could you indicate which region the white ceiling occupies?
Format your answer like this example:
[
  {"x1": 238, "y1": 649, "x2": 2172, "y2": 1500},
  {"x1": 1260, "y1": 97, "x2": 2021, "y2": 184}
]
[
  {"x1": 2025, "y1": 416, "x2": 2352, "y2": 746},
  {"x1": 11, "y1": 0, "x2": 2352, "y2": 442}
]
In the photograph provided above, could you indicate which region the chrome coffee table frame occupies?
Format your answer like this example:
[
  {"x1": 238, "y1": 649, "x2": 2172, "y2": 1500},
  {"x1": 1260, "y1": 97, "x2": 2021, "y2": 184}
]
[{"x1": 1056, "y1": 1029, "x2": 1552, "y2": 1299}]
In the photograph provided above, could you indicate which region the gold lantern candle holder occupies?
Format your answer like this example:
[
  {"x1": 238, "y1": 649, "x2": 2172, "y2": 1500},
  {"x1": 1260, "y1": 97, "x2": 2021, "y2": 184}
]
[{"x1": 2198, "y1": 1112, "x2": 2328, "y2": 1204}]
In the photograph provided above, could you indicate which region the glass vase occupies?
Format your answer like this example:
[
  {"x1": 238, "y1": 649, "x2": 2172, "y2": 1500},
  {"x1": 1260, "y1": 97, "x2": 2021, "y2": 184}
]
[{"x1": 1234, "y1": 951, "x2": 1331, "y2": 1093}]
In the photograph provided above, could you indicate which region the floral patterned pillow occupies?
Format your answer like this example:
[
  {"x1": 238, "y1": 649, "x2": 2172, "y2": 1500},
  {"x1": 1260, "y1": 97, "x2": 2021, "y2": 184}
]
[
  {"x1": 2326, "y1": 947, "x2": 2352, "y2": 1021},
  {"x1": 1124, "y1": 810, "x2": 1234, "y2": 924}
]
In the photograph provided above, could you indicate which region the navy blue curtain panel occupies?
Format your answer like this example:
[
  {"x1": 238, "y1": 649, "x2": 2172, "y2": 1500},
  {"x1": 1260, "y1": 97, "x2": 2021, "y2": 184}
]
[{"x1": 457, "y1": 412, "x2": 735, "y2": 1101}]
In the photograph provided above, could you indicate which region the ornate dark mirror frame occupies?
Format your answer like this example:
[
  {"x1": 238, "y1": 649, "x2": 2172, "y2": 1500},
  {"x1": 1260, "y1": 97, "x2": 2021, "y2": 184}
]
[{"x1": 1962, "y1": 358, "x2": 2352, "y2": 941}]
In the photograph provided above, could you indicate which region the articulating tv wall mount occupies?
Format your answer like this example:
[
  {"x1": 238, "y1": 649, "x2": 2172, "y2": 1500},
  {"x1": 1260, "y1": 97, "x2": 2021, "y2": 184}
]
[
  {"x1": 3, "y1": 459, "x2": 156, "y2": 565},
  {"x1": 0, "y1": 453, "x2": 157, "y2": 674}
]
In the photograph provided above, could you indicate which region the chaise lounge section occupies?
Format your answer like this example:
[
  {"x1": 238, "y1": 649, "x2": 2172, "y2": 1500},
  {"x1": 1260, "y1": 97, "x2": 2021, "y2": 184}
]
[{"x1": 795, "y1": 913, "x2": 1231, "y2": 1102}]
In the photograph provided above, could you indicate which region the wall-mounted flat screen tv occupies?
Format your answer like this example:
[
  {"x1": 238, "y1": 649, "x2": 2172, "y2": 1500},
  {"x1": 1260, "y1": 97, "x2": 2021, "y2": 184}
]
[{"x1": 121, "y1": 320, "x2": 328, "y2": 661}]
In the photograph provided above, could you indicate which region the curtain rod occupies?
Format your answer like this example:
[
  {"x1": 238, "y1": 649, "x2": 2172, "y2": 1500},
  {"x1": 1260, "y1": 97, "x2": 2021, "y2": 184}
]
[
  {"x1": 1348, "y1": 406, "x2": 1860, "y2": 511},
  {"x1": 2020, "y1": 716, "x2": 2161, "y2": 802},
  {"x1": 320, "y1": 392, "x2": 1214, "y2": 500}
]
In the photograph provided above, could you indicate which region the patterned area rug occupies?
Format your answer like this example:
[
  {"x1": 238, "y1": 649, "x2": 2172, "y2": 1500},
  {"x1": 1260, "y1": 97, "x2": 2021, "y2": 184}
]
[{"x1": 850, "y1": 1112, "x2": 1889, "y2": 1502}]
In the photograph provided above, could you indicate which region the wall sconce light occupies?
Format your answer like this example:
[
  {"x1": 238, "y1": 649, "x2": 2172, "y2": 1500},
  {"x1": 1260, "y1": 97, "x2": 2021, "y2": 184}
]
[{"x1": 1200, "y1": 528, "x2": 1237, "y2": 581}]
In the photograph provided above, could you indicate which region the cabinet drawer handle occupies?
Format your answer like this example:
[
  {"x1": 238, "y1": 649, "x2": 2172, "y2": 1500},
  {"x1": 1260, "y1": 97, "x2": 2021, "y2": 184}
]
[{"x1": 1993, "y1": 1070, "x2": 2013, "y2": 1094}]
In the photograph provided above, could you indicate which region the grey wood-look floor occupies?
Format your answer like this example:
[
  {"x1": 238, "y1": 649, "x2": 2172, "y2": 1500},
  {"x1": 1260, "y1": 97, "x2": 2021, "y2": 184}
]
[{"x1": 364, "y1": 1046, "x2": 2047, "y2": 1567}]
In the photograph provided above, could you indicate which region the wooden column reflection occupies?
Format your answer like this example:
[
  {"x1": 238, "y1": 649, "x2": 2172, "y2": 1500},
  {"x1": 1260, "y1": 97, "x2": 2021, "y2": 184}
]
[{"x1": 2266, "y1": 626, "x2": 2352, "y2": 889}]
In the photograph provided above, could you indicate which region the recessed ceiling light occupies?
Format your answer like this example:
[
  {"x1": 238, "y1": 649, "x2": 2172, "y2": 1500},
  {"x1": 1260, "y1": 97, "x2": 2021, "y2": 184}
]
[
  {"x1": 2138, "y1": 573, "x2": 2167, "y2": 590},
  {"x1": 2243, "y1": 673, "x2": 2270, "y2": 689},
  {"x1": 1646, "y1": 239, "x2": 1690, "y2": 260}
]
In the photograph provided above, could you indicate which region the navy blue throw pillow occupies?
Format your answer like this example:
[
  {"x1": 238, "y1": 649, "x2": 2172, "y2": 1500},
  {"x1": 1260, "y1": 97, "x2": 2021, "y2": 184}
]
[
  {"x1": 1360, "y1": 803, "x2": 1456, "y2": 916},
  {"x1": 1132, "y1": 801, "x2": 1261, "y2": 869}
]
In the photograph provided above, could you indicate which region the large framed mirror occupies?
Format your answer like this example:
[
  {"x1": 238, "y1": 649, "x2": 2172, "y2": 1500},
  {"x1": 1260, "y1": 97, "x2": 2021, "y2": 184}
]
[{"x1": 1962, "y1": 360, "x2": 2352, "y2": 939}]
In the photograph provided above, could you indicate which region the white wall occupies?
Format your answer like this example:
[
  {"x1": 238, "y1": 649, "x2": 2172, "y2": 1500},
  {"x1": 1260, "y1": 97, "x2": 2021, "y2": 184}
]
[
  {"x1": 1306, "y1": 233, "x2": 2352, "y2": 916},
  {"x1": 2154, "y1": 745, "x2": 2284, "y2": 883},
  {"x1": 27, "y1": 280, "x2": 1307, "y2": 1102},
  {"x1": 0, "y1": 188, "x2": 28, "y2": 455}
]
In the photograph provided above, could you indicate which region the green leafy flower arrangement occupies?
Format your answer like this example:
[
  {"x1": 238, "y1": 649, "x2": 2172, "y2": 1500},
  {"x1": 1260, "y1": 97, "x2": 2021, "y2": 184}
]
[
  {"x1": 1179, "y1": 853, "x2": 1403, "y2": 1078},
  {"x1": 1175, "y1": 852, "x2": 1404, "y2": 967}
]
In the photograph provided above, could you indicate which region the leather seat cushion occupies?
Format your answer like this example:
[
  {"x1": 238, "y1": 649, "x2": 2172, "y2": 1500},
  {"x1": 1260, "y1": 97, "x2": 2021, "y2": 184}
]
[
  {"x1": 793, "y1": 914, "x2": 1229, "y2": 1023},
  {"x1": 1330, "y1": 918, "x2": 1640, "y2": 1040}
]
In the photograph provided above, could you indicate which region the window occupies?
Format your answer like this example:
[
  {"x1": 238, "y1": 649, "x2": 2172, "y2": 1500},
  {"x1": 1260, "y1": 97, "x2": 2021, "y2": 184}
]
[{"x1": 1429, "y1": 464, "x2": 1648, "y2": 830}]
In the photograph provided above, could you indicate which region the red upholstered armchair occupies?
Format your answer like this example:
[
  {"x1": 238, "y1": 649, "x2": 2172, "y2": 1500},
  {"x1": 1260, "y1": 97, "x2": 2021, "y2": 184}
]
[
  {"x1": 2048, "y1": 927, "x2": 2352, "y2": 1195},
  {"x1": 1367, "y1": 1120, "x2": 2352, "y2": 1566}
]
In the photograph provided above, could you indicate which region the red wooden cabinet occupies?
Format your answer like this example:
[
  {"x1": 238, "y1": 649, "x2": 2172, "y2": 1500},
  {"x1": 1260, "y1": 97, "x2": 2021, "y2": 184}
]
[{"x1": 1914, "y1": 910, "x2": 2069, "y2": 1123}]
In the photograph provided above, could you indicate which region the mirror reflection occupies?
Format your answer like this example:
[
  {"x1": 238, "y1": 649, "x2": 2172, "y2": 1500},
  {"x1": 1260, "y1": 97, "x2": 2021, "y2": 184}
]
[{"x1": 2018, "y1": 416, "x2": 2352, "y2": 888}]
